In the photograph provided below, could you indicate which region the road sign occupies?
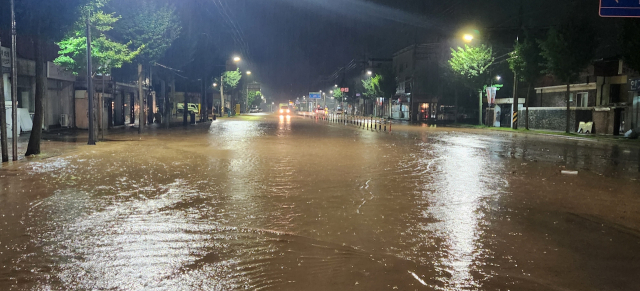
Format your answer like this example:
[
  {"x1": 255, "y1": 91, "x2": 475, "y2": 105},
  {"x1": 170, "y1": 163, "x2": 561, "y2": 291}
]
[
  {"x1": 600, "y1": 0, "x2": 640, "y2": 17},
  {"x1": 629, "y1": 78, "x2": 640, "y2": 91},
  {"x1": 309, "y1": 92, "x2": 321, "y2": 99}
]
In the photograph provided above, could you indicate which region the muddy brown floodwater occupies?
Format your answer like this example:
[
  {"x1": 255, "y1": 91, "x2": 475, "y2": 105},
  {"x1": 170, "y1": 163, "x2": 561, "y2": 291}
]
[{"x1": 1, "y1": 114, "x2": 639, "y2": 290}]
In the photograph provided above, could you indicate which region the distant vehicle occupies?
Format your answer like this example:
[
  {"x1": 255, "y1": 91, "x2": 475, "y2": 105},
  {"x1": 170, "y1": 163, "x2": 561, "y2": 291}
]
[
  {"x1": 279, "y1": 105, "x2": 290, "y2": 115},
  {"x1": 314, "y1": 107, "x2": 325, "y2": 115},
  {"x1": 335, "y1": 108, "x2": 344, "y2": 115},
  {"x1": 249, "y1": 106, "x2": 260, "y2": 113},
  {"x1": 177, "y1": 103, "x2": 199, "y2": 114}
]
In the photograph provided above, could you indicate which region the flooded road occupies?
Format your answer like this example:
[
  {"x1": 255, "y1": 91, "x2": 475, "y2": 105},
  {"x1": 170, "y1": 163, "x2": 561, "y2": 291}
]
[{"x1": 1, "y1": 114, "x2": 639, "y2": 290}]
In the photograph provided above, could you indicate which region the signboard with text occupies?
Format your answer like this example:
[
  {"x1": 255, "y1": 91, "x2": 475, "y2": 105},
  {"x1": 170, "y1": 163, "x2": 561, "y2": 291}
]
[
  {"x1": 309, "y1": 92, "x2": 321, "y2": 99},
  {"x1": 1, "y1": 47, "x2": 10, "y2": 74},
  {"x1": 600, "y1": 0, "x2": 640, "y2": 17},
  {"x1": 629, "y1": 78, "x2": 640, "y2": 91}
]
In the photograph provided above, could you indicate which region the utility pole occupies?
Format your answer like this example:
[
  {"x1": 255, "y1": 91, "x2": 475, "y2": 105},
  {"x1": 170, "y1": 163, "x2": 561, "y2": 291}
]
[
  {"x1": 220, "y1": 74, "x2": 224, "y2": 117},
  {"x1": 201, "y1": 77, "x2": 205, "y2": 121},
  {"x1": 183, "y1": 80, "x2": 188, "y2": 126},
  {"x1": 0, "y1": 37, "x2": 7, "y2": 163},
  {"x1": 138, "y1": 63, "x2": 143, "y2": 133},
  {"x1": 10, "y1": 0, "x2": 18, "y2": 158},
  {"x1": 169, "y1": 73, "x2": 175, "y2": 128},
  {"x1": 511, "y1": 71, "x2": 518, "y2": 129},
  {"x1": 86, "y1": 9, "x2": 96, "y2": 145}
]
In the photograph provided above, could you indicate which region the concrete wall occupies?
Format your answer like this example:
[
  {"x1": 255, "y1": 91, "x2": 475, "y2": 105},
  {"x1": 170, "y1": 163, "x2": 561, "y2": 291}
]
[{"x1": 527, "y1": 108, "x2": 593, "y2": 132}]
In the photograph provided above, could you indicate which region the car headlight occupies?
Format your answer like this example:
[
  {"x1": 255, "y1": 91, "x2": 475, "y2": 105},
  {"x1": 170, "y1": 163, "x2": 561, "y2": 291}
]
[
  {"x1": 280, "y1": 109, "x2": 283, "y2": 113},
  {"x1": 287, "y1": 109, "x2": 290, "y2": 113}
]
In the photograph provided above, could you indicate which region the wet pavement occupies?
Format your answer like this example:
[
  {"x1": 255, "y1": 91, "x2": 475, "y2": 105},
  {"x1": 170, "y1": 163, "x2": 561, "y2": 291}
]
[{"x1": 1, "y1": 114, "x2": 639, "y2": 290}]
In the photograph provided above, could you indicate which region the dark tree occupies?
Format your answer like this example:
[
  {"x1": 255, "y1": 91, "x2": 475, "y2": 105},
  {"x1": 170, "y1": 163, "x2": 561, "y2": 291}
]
[
  {"x1": 508, "y1": 31, "x2": 545, "y2": 130},
  {"x1": 539, "y1": 18, "x2": 597, "y2": 133},
  {"x1": 621, "y1": 19, "x2": 640, "y2": 79},
  {"x1": 17, "y1": 0, "x2": 88, "y2": 156}
]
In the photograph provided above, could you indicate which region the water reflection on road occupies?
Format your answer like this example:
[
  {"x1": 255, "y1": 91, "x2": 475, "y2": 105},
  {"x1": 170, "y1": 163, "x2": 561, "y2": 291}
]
[{"x1": 0, "y1": 115, "x2": 639, "y2": 290}]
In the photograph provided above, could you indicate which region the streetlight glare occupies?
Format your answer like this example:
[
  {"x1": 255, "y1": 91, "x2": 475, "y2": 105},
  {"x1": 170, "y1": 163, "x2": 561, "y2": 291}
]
[
  {"x1": 367, "y1": 70, "x2": 372, "y2": 75},
  {"x1": 246, "y1": 71, "x2": 252, "y2": 75},
  {"x1": 463, "y1": 34, "x2": 474, "y2": 42},
  {"x1": 213, "y1": 83, "x2": 218, "y2": 87},
  {"x1": 334, "y1": 84, "x2": 338, "y2": 87},
  {"x1": 233, "y1": 56, "x2": 241, "y2": 62},
  {"x1": 496, "y1": 76, "x2": 501, "y2": 81}
]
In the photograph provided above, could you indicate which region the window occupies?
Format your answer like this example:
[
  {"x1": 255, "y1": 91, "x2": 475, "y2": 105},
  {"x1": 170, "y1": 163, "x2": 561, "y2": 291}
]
[{"x1": 577, "y1": 92, "x2": 588, "y2": 107}]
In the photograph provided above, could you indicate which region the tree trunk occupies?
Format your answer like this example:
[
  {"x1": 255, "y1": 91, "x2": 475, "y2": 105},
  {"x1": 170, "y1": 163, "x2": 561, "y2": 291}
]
[
  {"x1": 25, "y1": 38, "x2": 45, "y2": 156},
  {"x1": 454, "y1": 87, "x2": 458, "y2": 124},
  {"x1": 0, "y1": 38, "x2": 7, "y2": 162},
  {"x1": 565, "y1": 82, "x2": 570, "y2": 133},
  {"x1": 525, "y1": 83, "x2": 531, "y2": 130},
  {"x1": 478, "y1": 90, "x2": 483, "y2": 125},
  {"x1": 138, "y1": 63, "x2": 143, "y2": 133}
]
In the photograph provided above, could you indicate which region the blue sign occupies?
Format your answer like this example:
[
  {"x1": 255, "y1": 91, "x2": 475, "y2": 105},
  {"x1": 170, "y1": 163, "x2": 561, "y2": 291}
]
[
  {"x1": 309, "y1": 92, "x2": 321, "y2": 99},
  {"x1": 600, "y1": 0, "x2": 640, "y2": 17}
]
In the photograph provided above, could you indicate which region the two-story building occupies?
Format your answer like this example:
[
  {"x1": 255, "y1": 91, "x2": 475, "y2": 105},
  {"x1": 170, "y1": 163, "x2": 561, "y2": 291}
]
[
  {"x1": 530, "y1": 58, "x2": 637, "y2": 135},
  {"x1": 392, "y1": 42, "x2": 449, "y2": 122}
]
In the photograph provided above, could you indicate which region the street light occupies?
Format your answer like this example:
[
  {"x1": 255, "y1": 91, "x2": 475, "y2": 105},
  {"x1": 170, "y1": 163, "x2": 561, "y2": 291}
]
[
  {"x1": 233, "y1": 56, "x2": 241, "y2": 62},
  {"x1": 366, "y1": 70, "x2": 372, "y2": 76},
  {"x1": 496, "y1": 75, "x2": 501, "y2": 81},
  {"x1": 246, "y1": 71, "x2": 251, "y2": 75},
  {"x1": 334, "y1": 84, "x2": 338, "y2": 87},
  {"x1": 213, "y1": 82, "x2": 218, "y2": 87},
  {"x1": 463, "y1": 34, "x2": 474, "y2": 42}
]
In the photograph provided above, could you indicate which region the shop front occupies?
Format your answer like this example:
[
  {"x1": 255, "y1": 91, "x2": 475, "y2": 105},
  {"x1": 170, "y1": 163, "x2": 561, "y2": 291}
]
[{"x1": 417, "y1": 102, "x2": 437, "y2": 121}]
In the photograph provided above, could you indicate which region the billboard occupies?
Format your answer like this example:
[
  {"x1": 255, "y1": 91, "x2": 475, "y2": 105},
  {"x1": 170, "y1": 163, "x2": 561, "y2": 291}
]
[{"x1": 309, "y1": 92, "x2": 321, "y2": 99}]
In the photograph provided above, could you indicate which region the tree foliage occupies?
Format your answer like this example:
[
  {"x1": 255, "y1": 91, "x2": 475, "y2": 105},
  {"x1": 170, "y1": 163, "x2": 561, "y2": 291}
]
[
  {"x1": 448, "y1": 44, "x2": 494, "y2": 91},
  {"x1": 110, "y1": 0, "x2": 181, "y2": 65},
  {"x1": 508, "y1": 35, "x2": 544, "y2": 84},
  {"x1": 248, "y1": 91, "x2": 262, "y2": 107},
  {"x1": 362, "y1": 74, "x2": 383, "y2": 99},
  {"x1": 333, "y1": 88, "x2": 344, "y2": 100},
  {"x1": 539, "y1": 18, "x2": 597, "y2": 133},
  {"x1": 213, "y1": 69, "x2": 243, "y2": 93},
  {"x1": 620, "y1": 19, "x2": 640, "y2": 75},
  {"x1": 54, "y1": 7, "x2": 142, "y2": 75},
  {"x1": 539, "y1": 20, "x2": 596, "y2": 83}
]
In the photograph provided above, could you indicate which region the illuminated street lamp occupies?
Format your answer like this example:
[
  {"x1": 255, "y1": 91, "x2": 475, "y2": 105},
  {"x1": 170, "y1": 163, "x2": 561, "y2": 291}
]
[
  {"x1": 246, "y1": 71, "x2": 252, "y2": 75},
  {"x1": 496, "y1": 75, "x2": 501, "y2": 81},
  {"x1": 366, "y1": 70, "x2": 372, "y2": 76},
  {"x1": 463, "y1": 34, "x2": 474, "y2": 42},
  {"x1": 213, "y1": 82, "x2": 218, "y2": 87},
  {"x1": 233, "y1": 56, "x2": 241, "y2": 62},
  {"x1": 334, "y1": 84, "x2": 338, "y2": 87}
]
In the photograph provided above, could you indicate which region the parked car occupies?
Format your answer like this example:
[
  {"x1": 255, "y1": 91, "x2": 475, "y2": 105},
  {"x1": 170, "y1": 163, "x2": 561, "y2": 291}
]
[
  {"x1": 335, "y1": 108, "x2": 344, "y2": 115},
  {"x1": 177, "y1": 103, "x2": 199, "y2": 114},
  {"x1": 249, "y1": 106, "x2": 260, "y2": 113}
]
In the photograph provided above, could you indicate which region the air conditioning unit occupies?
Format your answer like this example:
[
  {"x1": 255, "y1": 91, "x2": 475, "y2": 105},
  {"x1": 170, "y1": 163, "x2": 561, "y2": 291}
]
[{"x1": 60, "y1": 114, "x2": 70, "y2": 128}]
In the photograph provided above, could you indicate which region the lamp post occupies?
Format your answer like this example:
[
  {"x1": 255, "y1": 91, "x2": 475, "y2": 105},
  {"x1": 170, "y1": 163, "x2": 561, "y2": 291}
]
[
  {"x1": 10, "y1": 0, "x2": 18, "y2": 156},
  {"x1": 245, "y1": 71, "x2": 252, "y2": 114}
]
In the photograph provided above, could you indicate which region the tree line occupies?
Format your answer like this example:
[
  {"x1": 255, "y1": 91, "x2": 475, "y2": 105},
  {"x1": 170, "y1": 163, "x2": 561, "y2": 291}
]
[
  {"x1": 449, "y1": 16, "x2": 640, "y2": 133},
  {"x1": 1, "y1": 0, "x2": 181, "y2": 162}
]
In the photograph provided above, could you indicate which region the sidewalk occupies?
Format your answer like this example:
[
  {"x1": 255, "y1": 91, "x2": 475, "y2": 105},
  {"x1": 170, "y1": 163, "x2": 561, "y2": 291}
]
[{"x1": 386, "y1": 120, "x2": 640, "y2": 146}]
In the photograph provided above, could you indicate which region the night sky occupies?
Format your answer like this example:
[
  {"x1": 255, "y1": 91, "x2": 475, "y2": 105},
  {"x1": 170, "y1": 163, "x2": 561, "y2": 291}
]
[
  {"x1": 0, "y1": 0, "x2": 605, "y2": 102},
  {"x1": 195, "y1": 0, "x2": 594, "y2": 102}
]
